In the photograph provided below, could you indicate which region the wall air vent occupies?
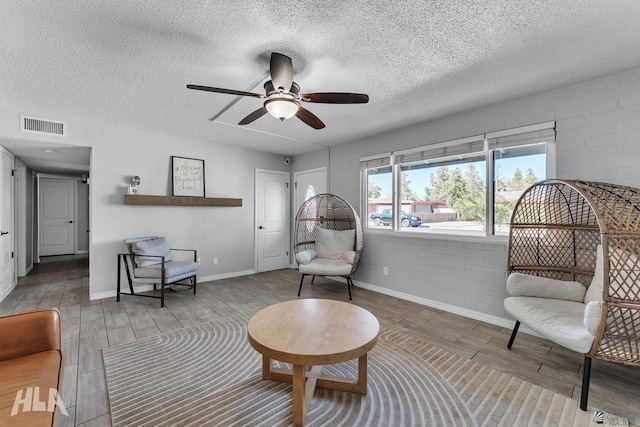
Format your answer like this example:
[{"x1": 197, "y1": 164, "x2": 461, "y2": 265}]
[{"x1": 20, "y1": 115, "x2": 66, "y2": 136}]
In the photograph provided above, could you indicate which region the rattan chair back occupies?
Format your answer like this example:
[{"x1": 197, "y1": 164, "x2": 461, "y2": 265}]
[{"x1": 509, "y1": 179, "x2": 640, "y2": 365}]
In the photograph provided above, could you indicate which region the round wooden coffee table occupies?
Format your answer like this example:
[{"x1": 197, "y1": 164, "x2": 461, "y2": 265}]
[{"x1": 247, "y1": 299, "x2": 379, "y2": 426}]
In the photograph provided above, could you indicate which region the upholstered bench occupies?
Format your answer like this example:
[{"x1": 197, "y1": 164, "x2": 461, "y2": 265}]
[{"x1": 0, "y1": 309, "x2": 64, "y2": 426}]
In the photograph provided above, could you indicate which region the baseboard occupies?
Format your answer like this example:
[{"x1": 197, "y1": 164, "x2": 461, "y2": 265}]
[
  {"x1": 197, "y1": 269, "x2": 256, "y2": 283},
  {"x1": 350, "y1": 278, "x2": 540, "y2": 336},
  {"x1": 75, "y1": 250, "x2": 89, "y2": 254},
  {"x1": 91, "y1": 284, "x2": 157, "y2": 300},
  {"x1": 90, "y1": 270, "x2": 256, "y2": 300}
]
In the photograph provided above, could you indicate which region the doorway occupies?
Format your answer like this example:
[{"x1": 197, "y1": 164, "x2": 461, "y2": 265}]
[
  {"x1": 255, "y1": 169, "x2": 290, "y2": 272},
  {"x1": 39, "y1": 178, "x2": 77, "y2": 256},
  {"x1": 293, "y1": 167, "x2": 327, "y2": 216}
]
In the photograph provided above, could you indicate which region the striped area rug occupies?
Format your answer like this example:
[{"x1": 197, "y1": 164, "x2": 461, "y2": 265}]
[{"x1": 103, "y1": 314, "x2": 599, "y2": 426}]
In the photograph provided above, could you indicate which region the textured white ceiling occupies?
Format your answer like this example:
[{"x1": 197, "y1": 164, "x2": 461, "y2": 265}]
[{"x1": 2, "y1": 0, "x2": 640, "y2": 171}]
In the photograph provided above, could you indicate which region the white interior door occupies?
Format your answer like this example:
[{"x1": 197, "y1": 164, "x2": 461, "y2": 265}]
[
  {"x1": 0, "y1": 148, "x2": 16, "y2": 300},
  {"x1": 294, "y1": 167, "x2": 327, "y2": 215},
  {"x1": 15, "y1": 160, "x2": 27, "y2": 277},
  {"x1": 256, "y1": 169, "x2": 290, "y2": 272},
  {"x1": 39, "y1": 179, "x2": 76, "y2": 256}
]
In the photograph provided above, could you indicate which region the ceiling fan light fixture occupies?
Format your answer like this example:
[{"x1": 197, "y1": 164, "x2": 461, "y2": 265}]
[{"x1": 265, "y1": 98, "x2": 299, "y2": 121}]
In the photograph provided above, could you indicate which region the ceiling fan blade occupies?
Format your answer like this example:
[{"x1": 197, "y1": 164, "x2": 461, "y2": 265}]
[
  {"x1": 295, "y1": 107, "x2": 325, "y2": 129},
  {"x1": 300, "y1": 92, "x2": 369, "y2": 104},
  {"x1": 187, "y1": 85, "x2": 265, "y2": 98},
  {"x1": 238, "y1": 106, "x2": 268, "y2": 125},
  {"x1": 270, "y1": 53, "x2": 294, "y2": 92}
]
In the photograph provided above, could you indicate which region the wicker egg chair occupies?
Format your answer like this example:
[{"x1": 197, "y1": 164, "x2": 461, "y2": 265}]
[
  {"x1": 294, "y1": 193, "x2": 363, "y2": 299},
  {"x1": 505, "y1": 179, "x2": 640, "y2": 410}
]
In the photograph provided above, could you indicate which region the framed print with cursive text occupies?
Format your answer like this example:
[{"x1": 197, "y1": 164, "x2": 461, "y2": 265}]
[{"x1": 171, "y1": 156, "x2": 205, "y2": 197}]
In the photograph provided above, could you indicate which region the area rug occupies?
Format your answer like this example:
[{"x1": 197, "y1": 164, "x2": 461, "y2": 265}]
[{"x1": 103, "y1": 314, "x2": 599, "y2": 427}]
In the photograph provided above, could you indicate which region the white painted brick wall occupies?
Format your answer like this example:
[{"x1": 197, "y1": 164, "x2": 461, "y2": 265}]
[{"x1": 294, "y1": 65, "x2": 640, "y2": 323}]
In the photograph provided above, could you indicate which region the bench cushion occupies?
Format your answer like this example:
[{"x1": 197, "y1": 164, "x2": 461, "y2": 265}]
[
  {"x1": 505, "y1": 296, "x2": 595, "y2": 353},
  {"x1": 0, "y1": 350, "x2": 63, "y2": 426}
]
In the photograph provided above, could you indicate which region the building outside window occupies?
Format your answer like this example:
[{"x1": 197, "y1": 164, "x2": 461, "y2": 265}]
[{"x1": 362, "y1": 122, "x2": 555, "y2": 238}]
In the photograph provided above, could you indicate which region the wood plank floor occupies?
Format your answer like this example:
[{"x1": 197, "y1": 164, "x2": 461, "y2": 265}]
[{"x1": 1, "y1": 254, "x2": 638, "y2": 425}]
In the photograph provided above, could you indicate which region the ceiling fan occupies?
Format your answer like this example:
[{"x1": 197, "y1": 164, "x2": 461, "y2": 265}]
[{"x1": 187, "y1": 52, "x2": 369, "y2": 130}]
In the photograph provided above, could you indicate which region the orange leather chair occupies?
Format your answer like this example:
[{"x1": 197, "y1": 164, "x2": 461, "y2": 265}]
[{"x1": 0, "y1": 309, "x2": 63, "y2": 426}]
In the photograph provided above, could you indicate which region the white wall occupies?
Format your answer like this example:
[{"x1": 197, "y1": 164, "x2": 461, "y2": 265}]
[
  {"x1": 77, "y1": 182, "x2": 89, "y2": 252},
  {"x1": 0, "y1": 103, "x2": 289, "y2": 298},
  {"x1": 293, "y1": 66, "x2": 640, "y2": 325}
]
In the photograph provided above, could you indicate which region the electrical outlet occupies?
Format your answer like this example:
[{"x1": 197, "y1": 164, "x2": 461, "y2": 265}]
[
  {"x1": 383, "y1": 266, "x2": 388, "y2": 275},
  {"x1": 213, "y1": 257, "x2": 218, "y2": 266},
  {"x1": 196, "y1": 256, "x2": 201, "y2": 266}
]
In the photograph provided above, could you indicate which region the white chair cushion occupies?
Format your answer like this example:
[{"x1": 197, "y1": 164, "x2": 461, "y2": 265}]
[
  {"x1": 506, "y1": 273, "x2": 586, "y2": 302},
  {"x1": 584, "y1": 301, "x2": 603, "y2": 335},
  {"x1": 295, "y1": 250, "x2": 317, "y2": 265},
  {"x1": 314, "y1": 227, "x2": 355, "y2": 260},
  {"x1": 134, "y1": 260, "x2": 197, "y2": 280},
  {"x1": 133, "y1": 237, "x2": 172, "y2": 267},
  {"x1": 343, "y1": 250, "x2": 356, "y2": 265},
  {"x1": 298, "y1": 258, "x2": 352, "y2": 276},
  {"x1": 505, "y1": 296, "x2": 594, "y2": 353},
  {"x1": 584, "y1": 244, "x2": 604, "y2": 304}
]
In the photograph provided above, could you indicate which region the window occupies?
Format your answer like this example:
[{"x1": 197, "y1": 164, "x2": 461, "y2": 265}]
[{"x1": 361, "y1": 122, "x2": 555, "y2": 237}]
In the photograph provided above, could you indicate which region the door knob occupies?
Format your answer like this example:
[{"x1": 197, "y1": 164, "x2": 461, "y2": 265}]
[
  {"x1": 258, "y1": 226, "x2": 267, "y2": 230},
  {"x1": 68, "y1": 221, "x2": 73, "y2": 223},
  {"x1": 0, "y1": 231, "x2": 7, "y2": 236}
]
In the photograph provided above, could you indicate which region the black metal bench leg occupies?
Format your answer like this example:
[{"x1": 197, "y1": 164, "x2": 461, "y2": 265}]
[
  {"x1": 311, "y1": 275, "x2": 316, "y2": 284},
  {"x1": 193, "y1": 276, "x2": 197, "y2": 294},
  {"x1": 507, "y1": 320, "x2": 520, "y2": 349},
  {"x1": 160, "y1": 258, "x2": 165, "y2": 308},
  {"x1": 580, "y1": 356, "x2": 591, "y2": 411},
  {"x1": 117, "y1": 254, "x2": 121, "y2": 302},
  {"x1": 298, "y1": 275, "x2": 306, "y2": 297},
  {"x1": 346, "y1": 276, "x2": 353, "y2": 300}
]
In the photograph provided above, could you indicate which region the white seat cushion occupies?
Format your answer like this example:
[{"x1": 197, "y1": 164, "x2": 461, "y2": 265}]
[
  {"x1": 507, "y1": 273, "x2": 586, "y2": 302},
  {"x1": 298, "y1": 258, "x2": 352, "y2": 276},
  {"x1": 135, "y1": 260, "x2": 197, "y2": 280},
  {"x1": 315, "y1": 227, "x2": 355, "y2": 259},
  {"x1": 295, "y1": 250, "x2": 317, "y2": 265},
  {"x1": 584, "y1": 244, "x2": 604, "y2": 304},
  {"x1": 584, "y1": 301, "x2": 603, "y2": 335},
  {"x1": 504, "y1": 296, "x2": 595, "y2": 353}
]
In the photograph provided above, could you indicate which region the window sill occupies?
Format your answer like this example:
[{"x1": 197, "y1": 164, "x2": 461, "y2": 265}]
[{"x1": 363, "y1": 227, "x2": 509, "y2": 244}]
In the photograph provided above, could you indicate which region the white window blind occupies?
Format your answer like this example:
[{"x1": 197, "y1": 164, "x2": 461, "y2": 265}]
[
  {"x1": 360, "y1": 155, "x2": 391, "y2": 169},
  {"x1": 486, "y1": 121, "x2": 555, "y2": 150},
  {"x1": 392, "y1": 135, "x2": 485, "y2": 165}
]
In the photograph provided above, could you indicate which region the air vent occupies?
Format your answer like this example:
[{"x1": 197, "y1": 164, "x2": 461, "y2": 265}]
[{"x1": 20, "y1": 115, "x2": 66, "y2": 136}]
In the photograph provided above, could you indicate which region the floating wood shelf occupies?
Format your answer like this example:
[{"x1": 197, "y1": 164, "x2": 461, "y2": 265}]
[{"x1": 125, "y1": 194, "x2": 242, "y2": 207}]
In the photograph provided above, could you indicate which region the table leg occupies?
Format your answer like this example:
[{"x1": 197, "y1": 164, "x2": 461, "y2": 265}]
[
  {"x1": 355, "y1": 353, "x2": 368, "y2": 394},
  {"x1": 292, "y1": 364, "x2": 305, "y2": 426}
]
